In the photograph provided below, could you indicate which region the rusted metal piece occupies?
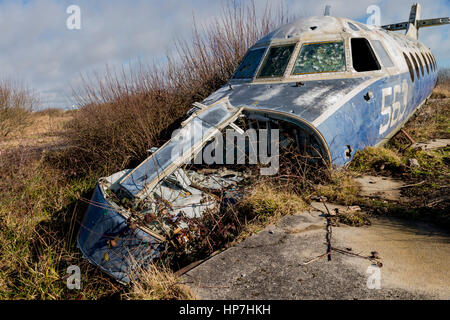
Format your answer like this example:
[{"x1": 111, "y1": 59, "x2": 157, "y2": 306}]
[{"x1": 401, "y1": 128, "x2": 416, "y2": 145}]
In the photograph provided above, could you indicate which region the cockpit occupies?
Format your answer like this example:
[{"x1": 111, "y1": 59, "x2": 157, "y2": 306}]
[{"x1": 231, "y1": 18, "x2": 396, "y2": 83}]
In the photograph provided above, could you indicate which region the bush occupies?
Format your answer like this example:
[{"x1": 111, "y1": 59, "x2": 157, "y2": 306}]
[
  {"x1": 61, "y1": 1, "x2": 292, "y2": 176},
  {"x1": 437, "y1": 68, "x2": 450, "y2": 86},
  {"x1": 0, "y1": 80, "x2": 37, "y2": 138}
]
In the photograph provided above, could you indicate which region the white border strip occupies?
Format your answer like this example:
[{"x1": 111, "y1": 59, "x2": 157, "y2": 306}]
[{"x1": 312, "y1": 77, "x2": 382, "y2": 127}]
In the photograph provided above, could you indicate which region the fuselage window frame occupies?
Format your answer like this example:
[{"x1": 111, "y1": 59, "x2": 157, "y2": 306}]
[
  {"x1": 290, "y1": 40, "x2": 347, "y2": 76},
  {"x1": 430, "y1": 53, "x2": 437, "y2": 71},
  {"x1": 350, "y1": 37, "x2": 381, "y2": 72},
  {"x1": 421, "y1": 51, "x2": 430, "y2": 75},
  {"x1": 428, "y1": 52, "x2": 435, "y2": 71},
  {"x1": 403, "y1": 52, "x2": 415, "y2": 83},
  {"x1": 415, "y1": 52, "x2": 425, "y2": 77},
  {"x1": 410, "y1": 52, "x2": 421, "y2": 80},
  {"x1": 371, "y1": 39, "x2": 395, "y2": 68},
  {"x1": 232, "y1": 47, "x2": 268, "y2": 80},
  {"x1": 256, "y1": 43, "x2": 297, "y2": 79}
]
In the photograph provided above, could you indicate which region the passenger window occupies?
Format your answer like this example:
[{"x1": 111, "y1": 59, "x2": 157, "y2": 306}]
[
  {"x1": 351, "y1": 38, "x2": 380, "y2": 72},
  {"x1": 421, "y1": 52, "x2": 430, "y2": 74},
  {"x1": 233, "y1": 48, "x2": 266, "y2": 79},
  {"x1": 430, "y1": 53, "x2": 437, "y2": 70},
  {"x1": 427, "y1": 52, "x2": 435, "y2": 71},
  {"x1": 403, "y1": 53, "x2": 415, "y2": 82},
  {"x1": 257, "y1": 44, "x2": 296, "y2": 78},
  {"x1": 410, "y1": 53, "x2": 421, "y2": 79},
  {"x1": 371, "y1": 40, "x2": 394, "y2": 68},
  {"x1": 415, "y1": 53, "x2": 424, "y2": 77},
  {"x1": 291, "y1": 41, "x2": 346, "y2": 75}
]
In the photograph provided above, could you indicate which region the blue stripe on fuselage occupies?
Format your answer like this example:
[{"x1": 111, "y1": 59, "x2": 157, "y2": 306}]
[{"x1": 317, "y1": 69, "x2": 437, "y2": 166}]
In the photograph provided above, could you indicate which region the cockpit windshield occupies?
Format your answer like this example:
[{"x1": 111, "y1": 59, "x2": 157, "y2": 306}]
[
  {"x1": 292, "y1": 41, "x2": 346, "y2": 75},
  {"x1": 232, "y1": 47, "x2": 266, "y2": 79},
  {"x1": 257, "y1": 44, "x2": 296, "y2": 78}
]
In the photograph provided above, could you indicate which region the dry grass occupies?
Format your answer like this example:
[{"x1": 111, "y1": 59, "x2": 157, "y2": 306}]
[
  {"x1": 349, "y1": 146, "x2": 405, "y2": 175},
  {"x1": 0, "y1": 109, "x2": 71, "y2": 151},
  {"x1": 430, "y1": 85, "x2": 450, "y2": 99},
  {"x1": 234, "y1": 183, "x2": 308, "y2": 241},
  {"x1": 239, "y1": 183, "x2": 307, "y2": 222},
  {"x1": 123, "y1": 263, "x2": 194, "y2": 300},
  {"x1": 316, "y1": 170, "x2": 360, "y2": 206},
  {"x1": 0, "y1": 150, "x2": 121, "y2": 299}
]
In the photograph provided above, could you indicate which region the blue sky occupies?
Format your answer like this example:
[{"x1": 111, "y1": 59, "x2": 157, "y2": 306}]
[{"x1": 0, "y1": 0, "x2": 448, "y2": 109}]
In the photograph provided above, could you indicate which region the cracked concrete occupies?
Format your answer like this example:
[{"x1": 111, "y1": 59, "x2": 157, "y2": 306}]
[
  {"x1": 411, "y1": 138, "x2": 450, "y2": 151},
  {"x1": 183, "y1": 204, "x2": 449, "y2": 299},
  {"x1": 354, "y1": 175, "x2": 407, "y2": 202}
]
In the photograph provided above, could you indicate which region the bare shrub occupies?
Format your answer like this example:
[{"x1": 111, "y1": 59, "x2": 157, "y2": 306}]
[
  {"x1": 437, "y1": 68, "x2": 450, "y2": 86},
  {"x1": 61, "y1": 0, "x2": 292, "y2": 175},
  {"x1": 0, "y1": 80, "x2": 37, "y2": 138}
]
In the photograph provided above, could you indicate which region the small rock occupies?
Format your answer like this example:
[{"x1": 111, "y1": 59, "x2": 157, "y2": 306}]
[
  {"x1": 408, "y1": 158, "x2": 420, "y2": 168},
  {"x1": 347, "y1": 206, "x2": 361, "y2": 213}
]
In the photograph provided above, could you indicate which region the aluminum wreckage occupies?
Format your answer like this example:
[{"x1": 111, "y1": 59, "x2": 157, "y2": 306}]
[{"x1": 78, "y1": 3, "x2": 449, "y2": 283}]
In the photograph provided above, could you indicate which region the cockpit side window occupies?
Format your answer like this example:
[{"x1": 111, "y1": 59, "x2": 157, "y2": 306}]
[
  {"x1": 291, "y1": 41, "x2": 346, "y2": 75},
  {"x1": 232, "y1": 48, "x2": 266, "y2": 79},
  {"x1": 347, "y1": 22, "x2": 360, "y2": 31},
  {"x1": 257, "y1": 44, "x2": 296, "y2": 78},
  {"x1": 351, "y1": 38, "x2": 381, "y2": 72},
  {"x1": 371, "y1": 40, "x2": 394, "y2": 68},
  {"x1": 355, "y1": 22, "x2": 371, "y2": 31}
]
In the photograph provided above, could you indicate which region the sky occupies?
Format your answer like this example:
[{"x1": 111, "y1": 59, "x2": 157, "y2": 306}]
[{"x1": 0, "y1": 0, "x2": 448, "y2": 109}]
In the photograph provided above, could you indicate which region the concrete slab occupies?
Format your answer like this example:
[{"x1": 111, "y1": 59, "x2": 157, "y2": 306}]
[
  {"x1": 333, "y1": 217, "x2": 450, "y2": 299},
  {"x1": 412, "y1": 138, "x2": 450, "y2": 151},
  {"x1": 184, "y1": 209, "x2": 428, "y2": 300},
  {"x1": 354, "y1": 175, "x2": 407, "y2": 202}
]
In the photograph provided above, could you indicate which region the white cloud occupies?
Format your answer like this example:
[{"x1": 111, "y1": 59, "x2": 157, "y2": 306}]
[{"x1": 0, "y1": 0, "x2": 448, "y2": 109}]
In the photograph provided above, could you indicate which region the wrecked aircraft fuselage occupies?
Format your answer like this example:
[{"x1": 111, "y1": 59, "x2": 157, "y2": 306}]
[{"x1": 78, "y1": 9, "x2": 448, "y2": 283}]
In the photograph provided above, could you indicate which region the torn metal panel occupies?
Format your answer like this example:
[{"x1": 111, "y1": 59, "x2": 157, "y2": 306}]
[
  {"x1": 77, "y1": 171, "x2": 165, "y2": 284},
  {"x1": 118, "y1": 97, "x2": 242, "y2": 199},
  {"x1": 203, "y1": 78, "x2": 369, "y2": 124}
]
